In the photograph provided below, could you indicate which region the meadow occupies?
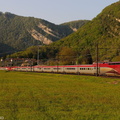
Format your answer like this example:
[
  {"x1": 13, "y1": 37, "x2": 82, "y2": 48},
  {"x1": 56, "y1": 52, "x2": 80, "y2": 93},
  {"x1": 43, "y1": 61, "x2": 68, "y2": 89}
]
[{"x1": 0, "y1": 71, "x2": 120, "y2": 120}]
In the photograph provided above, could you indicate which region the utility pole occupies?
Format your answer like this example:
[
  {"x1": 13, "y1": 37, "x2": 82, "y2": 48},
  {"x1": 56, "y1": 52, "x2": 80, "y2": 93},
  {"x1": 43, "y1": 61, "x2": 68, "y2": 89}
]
[
  {"x1": 0, "y1": 58, "x2": 3, "y2": 67},
  {"x1": 57, "y1": 55, "x2": 59, "y2": 73},
  {"x1": 96, "y1": 43, "x2": 99, "y2": 76},
  {"x1": 37, "y1": 45, "x2": 40, "y2": 65}
]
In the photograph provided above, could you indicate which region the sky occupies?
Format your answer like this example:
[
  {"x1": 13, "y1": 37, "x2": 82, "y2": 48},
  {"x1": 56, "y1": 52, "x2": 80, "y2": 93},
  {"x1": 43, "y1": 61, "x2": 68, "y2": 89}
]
[{"x1": 0, "y1": 0, "x2": 119, "y2": 24}]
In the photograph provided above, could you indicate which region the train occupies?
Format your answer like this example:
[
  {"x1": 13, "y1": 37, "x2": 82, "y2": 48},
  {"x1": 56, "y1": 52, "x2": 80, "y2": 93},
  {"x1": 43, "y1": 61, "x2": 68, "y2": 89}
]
[{"x1": 0, "y1": 61, "x2": 120, "y2": 77}]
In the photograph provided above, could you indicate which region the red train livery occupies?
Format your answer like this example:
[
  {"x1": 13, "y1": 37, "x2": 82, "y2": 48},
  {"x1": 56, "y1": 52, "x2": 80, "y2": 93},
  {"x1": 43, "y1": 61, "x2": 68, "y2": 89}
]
[{"x1": 0, "y1": 62, "x2": 120, "y2": 77}]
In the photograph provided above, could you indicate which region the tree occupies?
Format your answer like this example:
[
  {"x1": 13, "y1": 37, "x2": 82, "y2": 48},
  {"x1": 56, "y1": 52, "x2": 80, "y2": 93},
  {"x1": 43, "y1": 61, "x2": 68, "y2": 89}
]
[{"x1": 58, "y1": 47, "x2": 77, "y2": 65}]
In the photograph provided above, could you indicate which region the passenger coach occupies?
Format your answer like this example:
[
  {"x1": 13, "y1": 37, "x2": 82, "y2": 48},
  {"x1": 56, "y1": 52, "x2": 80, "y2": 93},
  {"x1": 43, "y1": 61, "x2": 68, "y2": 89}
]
[{"x1": 0, "y1": 62, "x2": 120, "y2": 77}]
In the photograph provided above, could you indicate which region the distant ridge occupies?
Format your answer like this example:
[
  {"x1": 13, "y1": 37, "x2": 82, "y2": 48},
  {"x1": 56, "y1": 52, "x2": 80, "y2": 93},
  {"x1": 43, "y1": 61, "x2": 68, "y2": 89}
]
[{"x1": 0, "y1": 12, "x2": 89, "y2": 56}]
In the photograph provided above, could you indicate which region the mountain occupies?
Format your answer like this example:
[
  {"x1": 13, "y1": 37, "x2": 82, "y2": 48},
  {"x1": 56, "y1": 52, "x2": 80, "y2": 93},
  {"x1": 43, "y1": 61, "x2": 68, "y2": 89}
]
[
  {"x1": 8, "y1": 1, "x2": 120, "y2": 64},
  {"x1": 51, "y1": 1, "x2": 120, "y2": 62},
  {"x1": 0, "y1": 12, "x2": 89, "y2": 56}
]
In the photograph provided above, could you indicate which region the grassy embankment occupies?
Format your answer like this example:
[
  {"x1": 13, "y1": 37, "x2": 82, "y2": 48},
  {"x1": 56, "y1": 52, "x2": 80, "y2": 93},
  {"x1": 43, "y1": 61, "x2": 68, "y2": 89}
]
[{"x1": 0, "y1": 71, "x2": 120, "y2": 120}]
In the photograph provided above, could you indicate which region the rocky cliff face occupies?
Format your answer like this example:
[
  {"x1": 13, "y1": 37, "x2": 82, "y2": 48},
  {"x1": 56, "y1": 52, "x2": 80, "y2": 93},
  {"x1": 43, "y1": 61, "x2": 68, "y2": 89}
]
[{"x1": 28, "y1": 29, "x2": 53, "y2": 45}]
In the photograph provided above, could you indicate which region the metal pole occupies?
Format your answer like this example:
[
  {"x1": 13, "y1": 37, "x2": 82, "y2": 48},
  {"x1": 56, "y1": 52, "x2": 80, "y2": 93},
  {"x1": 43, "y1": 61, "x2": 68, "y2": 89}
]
[
  {"x1": 96, "y1": 43, "x2": 99, "y2": 76},
  {"x1": 57, "y1": 55, "x2": 59, "y2": 73},
  {"x1": 1, "y1": 58, "x2": 3, "y2": 67},
  {"x1": 37, "y1": 46, "x2": 40, "y2": 65}
]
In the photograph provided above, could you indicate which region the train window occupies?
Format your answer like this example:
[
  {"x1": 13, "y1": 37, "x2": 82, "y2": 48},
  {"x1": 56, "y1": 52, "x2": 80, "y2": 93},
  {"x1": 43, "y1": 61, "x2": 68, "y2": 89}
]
[
  {"x1": 80, "y1": 68, "x2": 85, "y2": 70},
  {"x1": 37, "y1": 68, "x2": 41, "y2": 69},
  {"x1": 66, "y1": 68, "x2": 75, "y2": 70},
  {"x1": 87, "y1": 68, "x2": 92, "y2": 70},
  {"x1": 80, "y1": 68, "x2": 92, "y2": 70},
  {"x1": 54, "y1": 68, "x2": 61, "y2": 70},
  {"x1": 44, "y1": 68, "x2": 51, "y2": 70}
]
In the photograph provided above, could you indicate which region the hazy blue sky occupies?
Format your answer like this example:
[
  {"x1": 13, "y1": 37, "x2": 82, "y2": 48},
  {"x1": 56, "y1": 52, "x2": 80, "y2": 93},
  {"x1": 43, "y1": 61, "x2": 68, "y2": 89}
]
[{"x1": 0, "y1": 0, "x2": 119, "y2": 24}]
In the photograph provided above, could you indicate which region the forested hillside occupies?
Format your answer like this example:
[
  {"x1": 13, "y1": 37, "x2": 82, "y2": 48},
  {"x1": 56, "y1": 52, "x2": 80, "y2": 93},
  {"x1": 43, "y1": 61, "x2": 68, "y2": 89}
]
[
  {"x1": 51, "y1": 1, "x2": 120, "y2": 62},
  {"x1": 0, "y1": 12, "x2": 88, "y2": 56},
  {"x1": 8, "y1": 1, "x2": 120, "y2": 64}
]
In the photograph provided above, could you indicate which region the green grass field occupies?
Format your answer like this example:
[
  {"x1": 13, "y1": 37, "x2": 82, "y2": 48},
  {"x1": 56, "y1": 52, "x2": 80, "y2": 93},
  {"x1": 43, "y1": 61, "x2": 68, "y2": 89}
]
[{"x1": 0, "y1": 71, "x2": 120, "y2": 120}]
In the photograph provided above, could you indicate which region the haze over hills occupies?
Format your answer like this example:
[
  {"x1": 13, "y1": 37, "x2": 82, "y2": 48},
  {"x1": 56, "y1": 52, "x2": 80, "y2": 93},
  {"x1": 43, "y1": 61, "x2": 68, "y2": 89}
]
[{"x1": 0, "y1": 12, "x2": 89, "y2": 56}]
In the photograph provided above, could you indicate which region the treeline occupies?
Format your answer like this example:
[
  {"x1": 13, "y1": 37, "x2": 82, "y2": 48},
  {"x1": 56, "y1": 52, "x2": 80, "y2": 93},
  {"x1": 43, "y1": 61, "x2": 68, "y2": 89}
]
[{"x1": 8, "y1": 45, "x2": 93, "y2": 65}]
